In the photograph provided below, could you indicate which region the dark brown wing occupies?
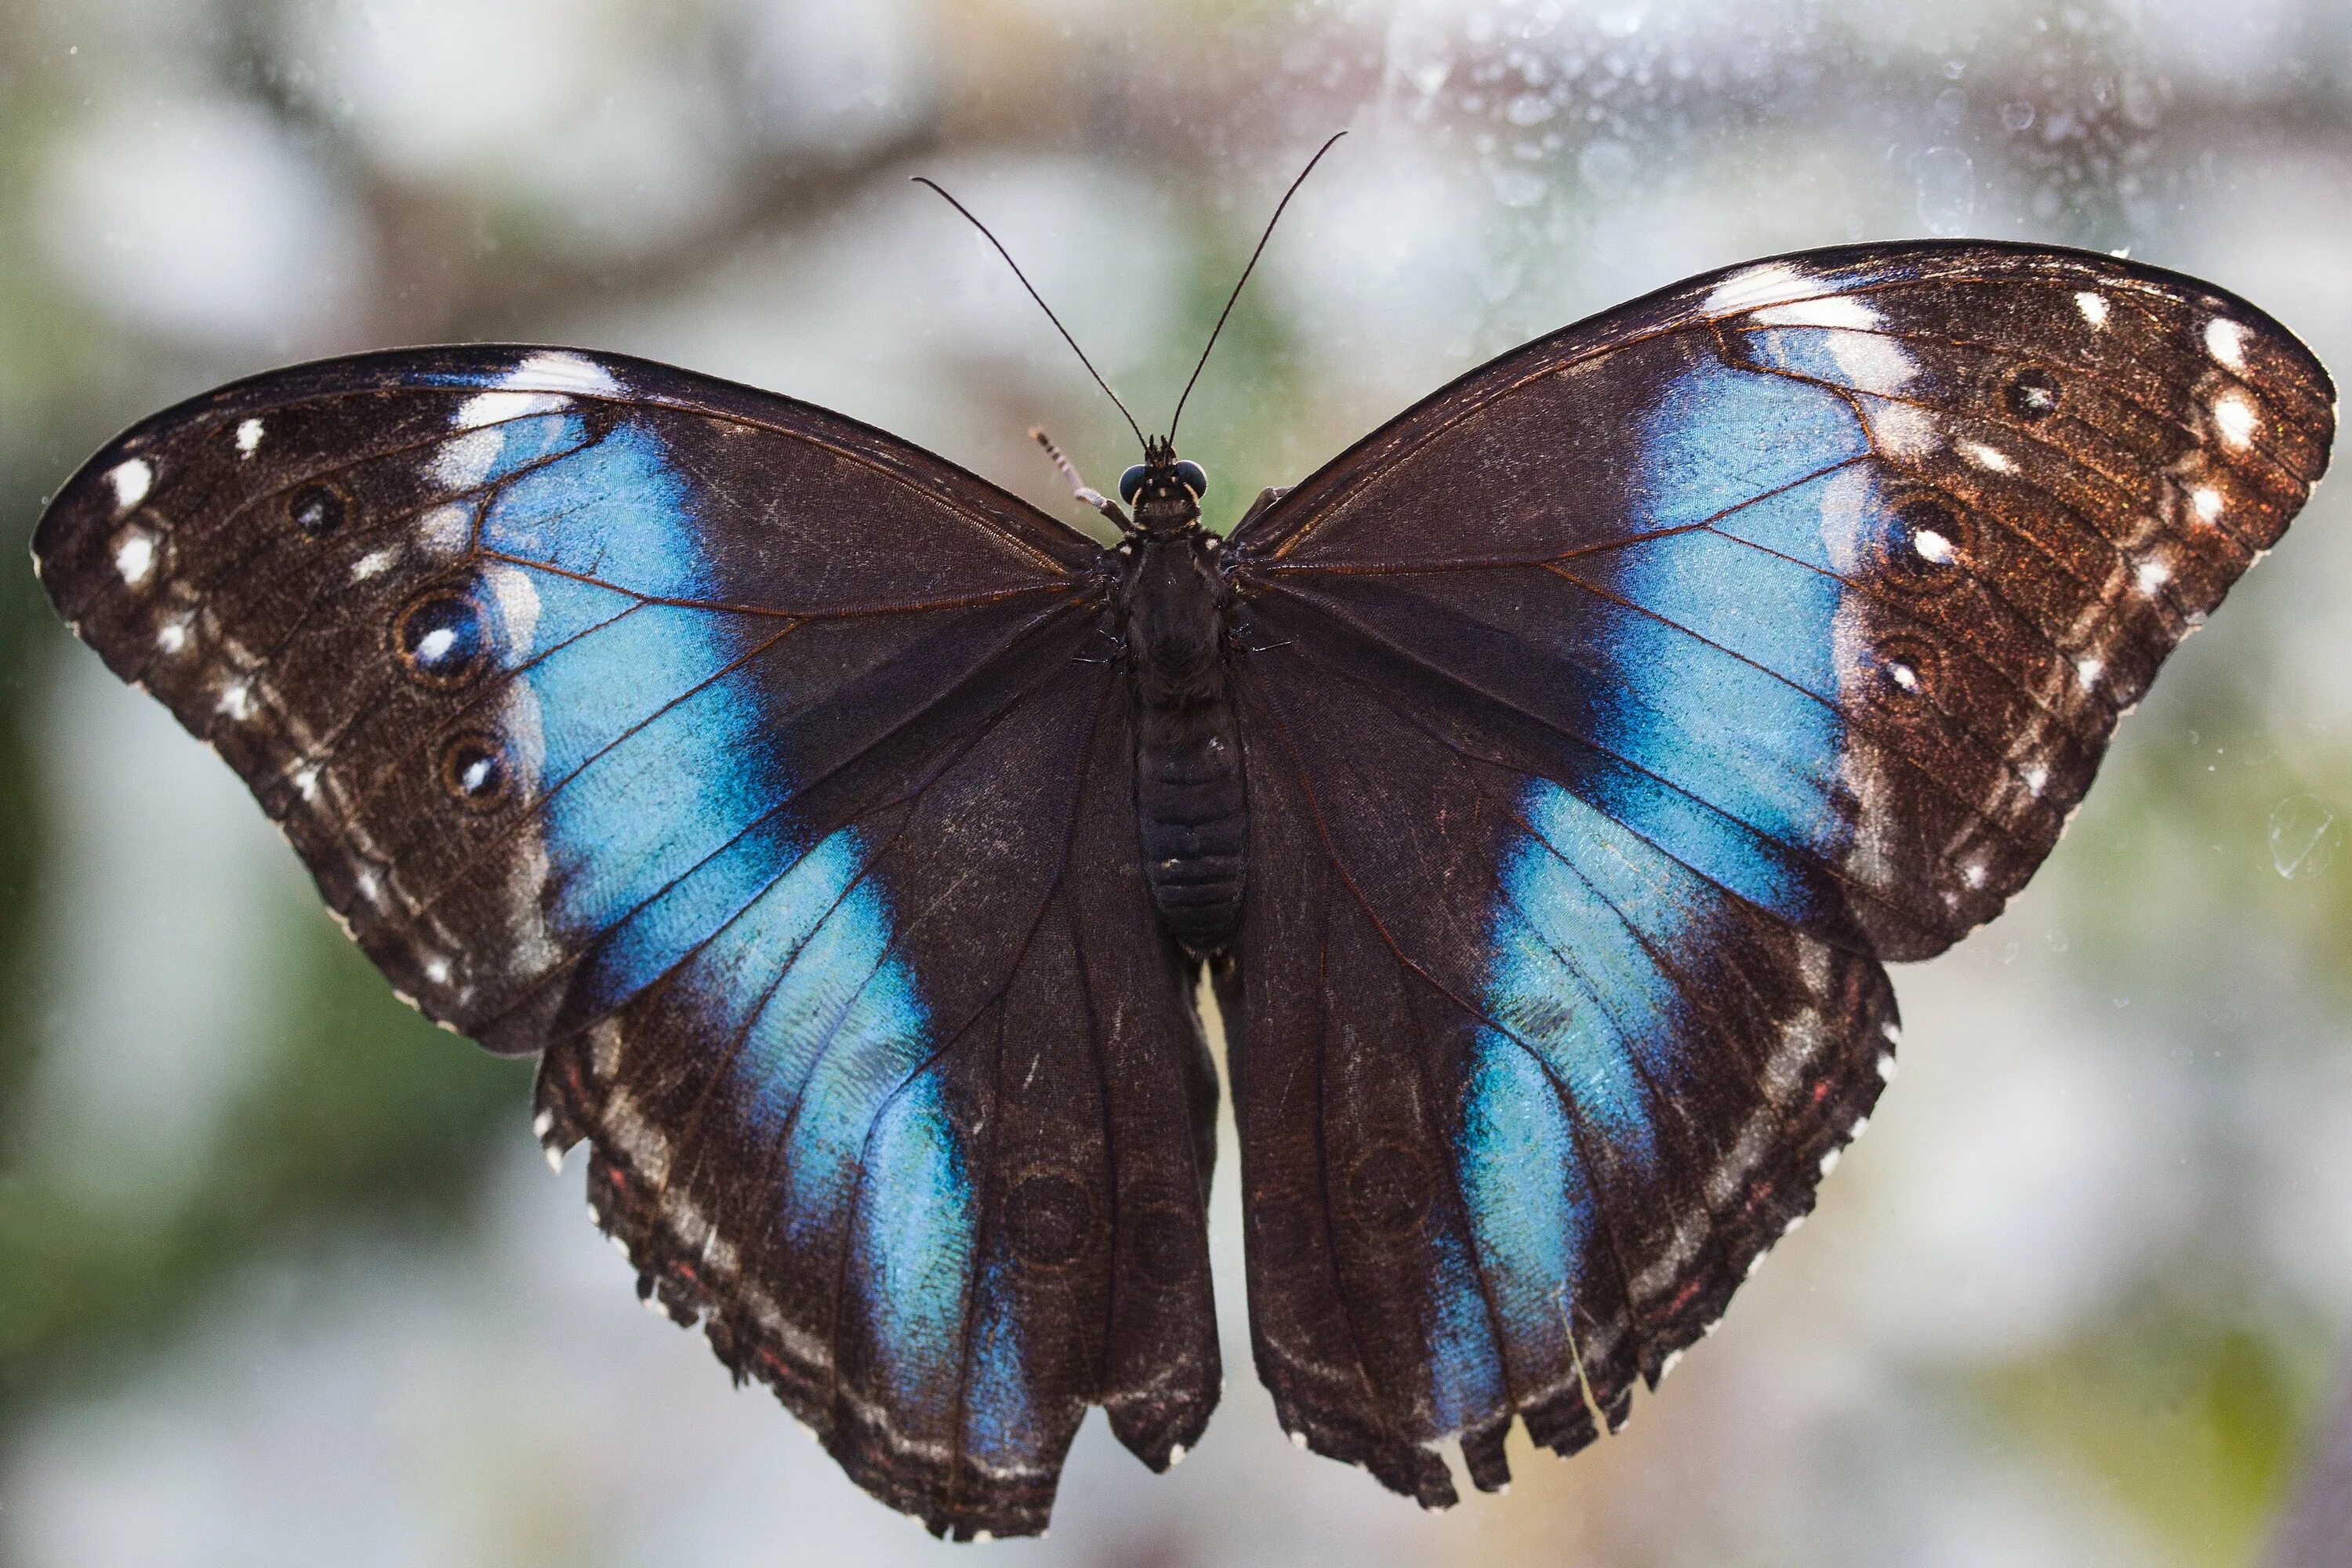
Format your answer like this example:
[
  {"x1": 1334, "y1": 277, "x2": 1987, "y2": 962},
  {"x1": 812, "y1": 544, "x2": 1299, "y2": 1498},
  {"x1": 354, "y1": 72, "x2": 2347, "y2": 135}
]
[
  {"x1": 34, "y1": 346, "x2": 1219, "y2": 1537},
  {"x1": 1214, "y1": 243, "x2": 2332, "y2": 1500}
]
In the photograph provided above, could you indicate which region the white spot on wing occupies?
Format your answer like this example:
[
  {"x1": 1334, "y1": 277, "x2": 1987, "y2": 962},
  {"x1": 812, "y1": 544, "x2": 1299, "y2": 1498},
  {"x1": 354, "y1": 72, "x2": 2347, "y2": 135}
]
[
  {"x1": 503, "y1": 350, "x2": 622, "y2": 397},
  {"x1": 487, "y1": 565, "x2": 543, "y2": 658},
  {"x1": 216, "y1": 683, "x2": 252, "y2": 720},
  {"x1": 291, "y1": 765, "x2": 320, "y2": 801},
  {"x1": 1913, "y1": 528, "x2": 1955, "y2": 564},
  {"x1": 1960, "y1": 440, "x2": 2016, "y2": 474},
  {"x1": 423, "y1": 955, "x2": 451, "y2": 985},
  {"x1": 351, "y1": 547, "x2": 399, "y2": 582},
  {"x1": 2205, "y1": 318, "x2": 2247, "y2": 370},
  {"x1": 416, "y1": 626, "x2": 457, "y2": 664},
  {"x1": 2212, "y1": 392, "x2": 2258, "y2": 449},
  {"x1": 155, "y1": 619, "x2": 188, "y2": 653},
  {"x1": 1759, "y1": 294, "x2": 1918, "y2": 391},
  {"x1": 2076, "y1": 656, "x2": 2104, "y2": 688},
  {"x1": 107, "y1": 458, "x2": 153, "y2": 511},
  {"x1": 1889, "y1": 661, "x2": 1919, "y2": 691},
  {"x1": 1876, "y1": 1050, "x2": 1899, "y2": 1082},
  {"x1": 114, "y1": 531, "x2": 156, "y2": 585},
  {"x1": 234, "y1": 418, "x2": 263, "y2": 456},
  {"x1": 1868, "y1": 400, "x2": 1940, "y2": 458},
  {"x1": 419, "y1": 503, "x2": 471, "y2": 554},
  {"x1": 431, "y1": 428, "x2": 503, "y2": 489},
  {"x1": 2192, "y1": 486, "x2": 2223, "y2": 522},
  {"x1": 1963, "y1": 861, "x2": 1987, "y2": 889},
  {"x1": 1819, "y1": 1146, "x2": 1842, "y2": 1176},
  {"x1": 2023, "y1": 764, "x2": 2048, "y2": 797},
  {"x1": 2074, "y1": 291, "x2": 2110, "y2": 328},
  {"x1": 1167, "y1": 1443, "x2": 1187, "y2": 1467},
  {"x1": 454, "y1": 388, "x2": 569, "y2": 430},
  {"x1": 1753, "y1": 295, "x2": 1879, "y2": 330},
  {"x1": 1704, "y1": 262, "x2": 1817, "y2": 315},
  {"x1": 2136, "y1": 560, "x2": 2171, "y2": 594}
]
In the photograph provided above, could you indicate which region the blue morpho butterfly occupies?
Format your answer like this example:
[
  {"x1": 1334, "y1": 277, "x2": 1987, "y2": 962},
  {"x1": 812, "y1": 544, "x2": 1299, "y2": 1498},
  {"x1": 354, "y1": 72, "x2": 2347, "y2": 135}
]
[{"x1": 31, "y1": 126, "x2": 2337, "y2": 1538}]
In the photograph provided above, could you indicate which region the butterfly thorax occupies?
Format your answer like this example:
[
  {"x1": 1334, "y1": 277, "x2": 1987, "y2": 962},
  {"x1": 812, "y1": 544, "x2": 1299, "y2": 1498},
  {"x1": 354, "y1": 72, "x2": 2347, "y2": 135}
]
[{"x1": 1117, "y1": 464, "x2": 1247, "y2": 956}]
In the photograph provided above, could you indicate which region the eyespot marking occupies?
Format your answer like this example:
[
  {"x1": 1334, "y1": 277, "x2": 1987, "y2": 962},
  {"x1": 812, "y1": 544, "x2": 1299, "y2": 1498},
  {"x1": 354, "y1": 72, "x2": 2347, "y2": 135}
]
[
  {"x1": 2003, "y1": 365, "x2": 2060, "y2": 420},
  {"x1": 438, "y1": 732, "x2": 510, "y2": 808},
  {"x1": 289, "y1": 483, "x2": 349, "y2": 538},
  {"x1": 394, "y1": 590, "x2": 491, "y2": 688}
]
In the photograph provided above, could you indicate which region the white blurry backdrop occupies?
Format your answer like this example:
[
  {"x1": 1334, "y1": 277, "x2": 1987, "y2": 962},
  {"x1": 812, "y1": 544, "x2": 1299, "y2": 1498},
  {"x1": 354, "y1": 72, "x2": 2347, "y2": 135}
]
[{"x1": 2, "y1": 2, "x2": 2350, "y2": 1566}]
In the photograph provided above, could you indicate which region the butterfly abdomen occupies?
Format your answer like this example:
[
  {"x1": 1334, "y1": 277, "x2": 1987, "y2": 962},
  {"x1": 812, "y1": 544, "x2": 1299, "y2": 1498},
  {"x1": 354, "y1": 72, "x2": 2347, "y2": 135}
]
[{"x1": 1122, "y1": 532, "x2": 1247, "y2": 953}]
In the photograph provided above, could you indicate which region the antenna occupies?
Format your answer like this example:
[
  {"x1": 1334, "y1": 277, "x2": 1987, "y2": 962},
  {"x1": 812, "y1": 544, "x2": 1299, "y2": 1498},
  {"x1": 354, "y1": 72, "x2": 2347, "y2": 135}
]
[
  {"x1": 912, "y1": 176, "x2": 1149, "y2": 452},
  {"x1": 1167, "y1": 130, "x2": 1346, "y2": 443}
]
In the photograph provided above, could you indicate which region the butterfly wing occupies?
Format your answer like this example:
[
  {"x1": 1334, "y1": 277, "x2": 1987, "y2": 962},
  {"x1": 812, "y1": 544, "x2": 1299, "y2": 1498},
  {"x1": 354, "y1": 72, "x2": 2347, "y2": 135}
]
[
  {"x1": 32, "y1": 348, "x2": 1219, "y2": 1538},
  {"x1": 1215, "y1": 242, "x2": 2334, "y2": 1500}
]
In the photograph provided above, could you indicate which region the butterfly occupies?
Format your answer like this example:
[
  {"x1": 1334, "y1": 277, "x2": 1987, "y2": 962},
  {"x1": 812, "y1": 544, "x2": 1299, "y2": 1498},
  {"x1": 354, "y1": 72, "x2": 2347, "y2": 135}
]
[{"x1": 31, "y1": 175, "x2": 2334, "y2": 1539}]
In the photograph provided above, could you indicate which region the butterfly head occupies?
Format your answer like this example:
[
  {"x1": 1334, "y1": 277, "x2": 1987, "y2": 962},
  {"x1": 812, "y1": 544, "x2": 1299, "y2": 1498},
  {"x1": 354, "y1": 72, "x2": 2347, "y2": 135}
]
[{"x1": 1119, "y1": 437, "x2": 1208, "y2": 537}]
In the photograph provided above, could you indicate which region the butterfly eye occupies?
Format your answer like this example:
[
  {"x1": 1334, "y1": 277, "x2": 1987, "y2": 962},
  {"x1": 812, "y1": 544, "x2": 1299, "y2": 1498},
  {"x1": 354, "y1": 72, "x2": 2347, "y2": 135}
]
[
  {"x1": 1174, "y1": 460, "x2": 1208, "y2": 498},
  {"x1": 1120, "y1": 465, "x2": 1148, "y2": 504}
]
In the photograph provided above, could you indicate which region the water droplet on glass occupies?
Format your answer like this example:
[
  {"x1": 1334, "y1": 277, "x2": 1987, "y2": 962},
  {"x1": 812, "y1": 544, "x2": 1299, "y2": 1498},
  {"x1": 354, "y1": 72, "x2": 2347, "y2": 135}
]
[
  {"x1": 1506, "y1": 92, "x2": 1555, "y2": 127},
  {"x1": 1577, "y1": 136, "x2": 1635, "y2": 194},
  {"x1": 1490, "y1": 165, "x2": 1548, "y2": 208},
  {"x1": 2001, "y1": 100, "x2": 2035, "y2": 131},
  {"x1": 2269, "y1": 795, "x2": 2339, "y2": 880},
  {"x1": 1909, "y1": 146, "x2": 1975, "y2": 237},
  {"x1": 1933, "y1": 87, "x2": 1968, "y2": 128}
]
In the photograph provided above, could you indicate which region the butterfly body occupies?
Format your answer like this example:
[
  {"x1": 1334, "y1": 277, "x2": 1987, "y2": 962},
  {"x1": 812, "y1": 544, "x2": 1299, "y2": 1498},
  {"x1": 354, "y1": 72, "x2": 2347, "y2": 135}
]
[
  {"x1": 31, "y1": 240, "x2": 2334, "y2": 1539},
  {"x1": 1116, "y1": 444, "x2": 1250, "y2": 953}
]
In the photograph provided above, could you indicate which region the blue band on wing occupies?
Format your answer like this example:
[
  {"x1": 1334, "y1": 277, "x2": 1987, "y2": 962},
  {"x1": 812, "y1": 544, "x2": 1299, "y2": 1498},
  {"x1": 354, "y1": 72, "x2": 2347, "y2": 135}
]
[
  {"x1": 447, "y1": 400, "x2": 1023, "y2": 1448},
  {"x1": 1465, "y1": 355, "x2": 1870, "y2": 1349}
]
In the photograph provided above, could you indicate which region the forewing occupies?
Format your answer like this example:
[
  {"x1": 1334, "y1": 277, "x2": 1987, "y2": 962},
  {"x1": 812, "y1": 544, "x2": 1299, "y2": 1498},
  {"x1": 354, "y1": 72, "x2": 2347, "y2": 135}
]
[
  {"x1": 1218, "y1": 243, "x2": 2332, "y2": 1497},
  {"x1": 32, "y1": 347, "x2": 1218, "y2": 1537},
  {"x1": 1234, "y1": 241, "x2": 2333, "y2": 957}
]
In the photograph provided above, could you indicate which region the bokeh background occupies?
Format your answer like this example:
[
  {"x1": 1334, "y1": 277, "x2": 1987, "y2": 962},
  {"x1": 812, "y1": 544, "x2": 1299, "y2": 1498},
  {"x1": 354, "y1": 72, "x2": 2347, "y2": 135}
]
[{"x1": 2, "y1": 1, "x2": 2350, "y2": 1564}]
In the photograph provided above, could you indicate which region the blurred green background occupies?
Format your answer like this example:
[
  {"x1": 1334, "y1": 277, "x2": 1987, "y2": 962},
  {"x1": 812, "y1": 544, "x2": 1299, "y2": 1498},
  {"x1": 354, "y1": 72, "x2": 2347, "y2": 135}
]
[{"x1": 2, "y1": 1, "x2": 2350, "y2": 1564}]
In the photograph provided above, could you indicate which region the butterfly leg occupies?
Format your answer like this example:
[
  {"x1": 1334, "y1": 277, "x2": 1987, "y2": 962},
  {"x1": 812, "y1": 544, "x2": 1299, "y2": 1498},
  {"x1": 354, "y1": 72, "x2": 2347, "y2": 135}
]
[{"x1": 1031, "y1": 426, "x2": 1132, "y2": 528}]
